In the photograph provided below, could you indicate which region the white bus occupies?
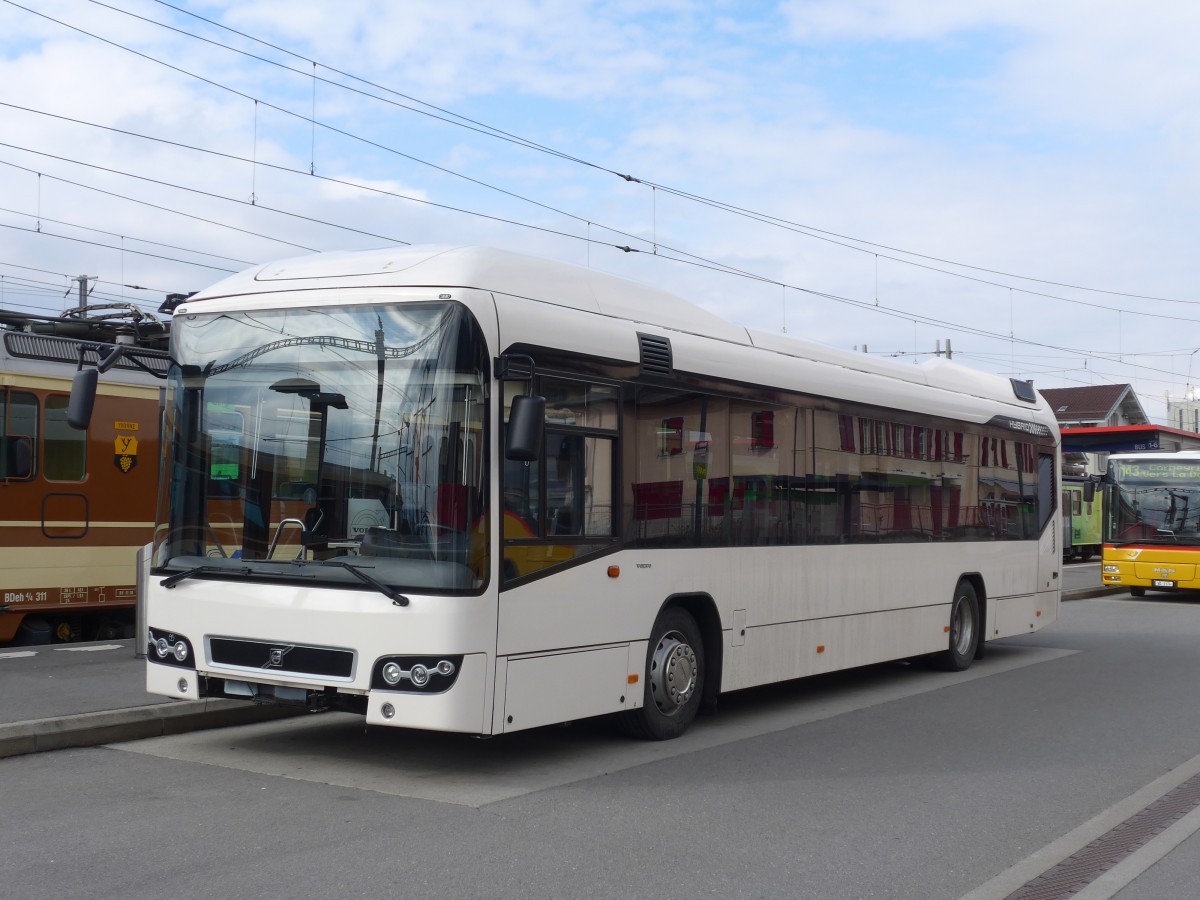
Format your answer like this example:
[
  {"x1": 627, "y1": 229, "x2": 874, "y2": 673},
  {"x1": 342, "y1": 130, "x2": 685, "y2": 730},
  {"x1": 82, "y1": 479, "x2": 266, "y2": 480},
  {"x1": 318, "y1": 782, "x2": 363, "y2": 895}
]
[{"x1": 136, "y1": 245, "x2": 1060, "y2": 739}]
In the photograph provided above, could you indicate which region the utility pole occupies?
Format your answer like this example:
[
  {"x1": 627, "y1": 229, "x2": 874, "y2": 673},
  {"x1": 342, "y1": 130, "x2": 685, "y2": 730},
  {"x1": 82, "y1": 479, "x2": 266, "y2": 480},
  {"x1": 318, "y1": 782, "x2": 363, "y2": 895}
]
[{"x1": 72, "y1": 275, "x2": 96, "y2": 311}]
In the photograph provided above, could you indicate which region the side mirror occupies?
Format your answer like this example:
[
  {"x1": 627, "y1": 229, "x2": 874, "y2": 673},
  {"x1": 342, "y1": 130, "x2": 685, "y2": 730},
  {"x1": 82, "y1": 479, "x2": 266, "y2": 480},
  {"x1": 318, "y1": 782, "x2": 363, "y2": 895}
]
[
  {"x1": 68, "y1": 367, "x2": 99, "y2": 430},
  {"x1": 505, "y1": 395, "x2": 545, "y2": 462},
  {"x1": 1083, "y1": 480, "x2": 1096, "y2": 503}
]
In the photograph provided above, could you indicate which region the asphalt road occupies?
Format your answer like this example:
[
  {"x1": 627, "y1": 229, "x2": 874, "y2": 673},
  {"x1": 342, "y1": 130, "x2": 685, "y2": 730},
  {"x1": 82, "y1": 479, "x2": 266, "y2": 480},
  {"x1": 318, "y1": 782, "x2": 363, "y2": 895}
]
[{"x1": 5, "y1": 590, "x2": 1200, "y2": 899}]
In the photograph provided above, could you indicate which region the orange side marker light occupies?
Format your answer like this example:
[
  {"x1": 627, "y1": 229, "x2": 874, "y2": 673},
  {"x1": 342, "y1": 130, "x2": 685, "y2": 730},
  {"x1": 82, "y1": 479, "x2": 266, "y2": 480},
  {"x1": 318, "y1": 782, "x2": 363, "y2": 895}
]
[
  {"x1": 816, "y1": 644, "x2": 825, "y2": 654},
  {"x1": 628, "y1": 674, "x2": 639, "y2": 684},
  {"x1": 608, "y1": 566, "x2": 620, "y2": 578}
]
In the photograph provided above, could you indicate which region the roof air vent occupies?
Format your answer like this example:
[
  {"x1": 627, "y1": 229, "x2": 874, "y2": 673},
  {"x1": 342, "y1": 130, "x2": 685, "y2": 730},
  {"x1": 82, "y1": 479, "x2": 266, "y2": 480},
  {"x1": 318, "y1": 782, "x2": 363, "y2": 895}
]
[{"x1": 638, "y1": 333, "x2": 673, "y2": 377}]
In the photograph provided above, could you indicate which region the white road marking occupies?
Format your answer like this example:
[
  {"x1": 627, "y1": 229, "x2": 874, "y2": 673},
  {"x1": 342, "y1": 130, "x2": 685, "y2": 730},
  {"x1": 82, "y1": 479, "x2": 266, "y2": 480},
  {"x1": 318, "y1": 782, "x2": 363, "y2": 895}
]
[
  {"x1": 53, "y1": 644, "x2": 125, "y2": 652},
  {"x1": 112, "y1": 644, "x2": 1076, "y2": 808},
  {"x1": 0, "y1": 650, "x2": 38, "y2": 659},
  {"x1": 1075, "y1": 803, "x2": 1200, "y2": 900},
  {"x1": 959, "y1": 748, "x2": 1200, "y2": 900}
]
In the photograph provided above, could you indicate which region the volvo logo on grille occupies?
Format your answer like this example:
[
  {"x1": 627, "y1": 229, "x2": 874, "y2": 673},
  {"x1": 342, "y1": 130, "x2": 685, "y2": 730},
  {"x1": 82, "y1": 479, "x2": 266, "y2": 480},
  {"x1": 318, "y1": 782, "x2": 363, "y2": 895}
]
[{"x1": 264, "y1": 645, "x2": 293, "y2": 668}]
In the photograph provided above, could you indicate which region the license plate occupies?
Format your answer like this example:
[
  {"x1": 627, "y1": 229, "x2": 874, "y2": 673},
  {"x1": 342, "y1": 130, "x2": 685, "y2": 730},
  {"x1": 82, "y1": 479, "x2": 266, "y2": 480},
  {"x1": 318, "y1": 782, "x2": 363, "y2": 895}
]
[{"x1": 1152, "y1": 580, "x2": 1176, "y2": 588}]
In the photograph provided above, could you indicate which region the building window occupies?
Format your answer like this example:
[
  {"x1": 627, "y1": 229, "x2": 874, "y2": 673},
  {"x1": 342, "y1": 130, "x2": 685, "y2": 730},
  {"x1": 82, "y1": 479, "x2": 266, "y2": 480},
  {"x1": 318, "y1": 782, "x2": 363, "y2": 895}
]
[{"x1": 661, "y1": 416, "x2": 684, "y2": 456}]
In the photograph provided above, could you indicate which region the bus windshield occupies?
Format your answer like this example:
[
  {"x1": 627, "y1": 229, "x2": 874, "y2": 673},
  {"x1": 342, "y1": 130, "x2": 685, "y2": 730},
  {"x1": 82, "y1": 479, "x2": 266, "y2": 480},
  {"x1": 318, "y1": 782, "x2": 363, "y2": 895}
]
[
  {"x1": 1107, "y1": 458, "x2": 1200, "y2": 545},
  {"x1": 154, "y1": 301, "x2": 490, "y2": 594}
]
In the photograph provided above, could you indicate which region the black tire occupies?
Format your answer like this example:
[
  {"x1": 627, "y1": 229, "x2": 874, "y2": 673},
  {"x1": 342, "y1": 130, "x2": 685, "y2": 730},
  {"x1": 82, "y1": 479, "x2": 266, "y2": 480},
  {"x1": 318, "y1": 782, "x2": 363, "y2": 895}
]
[
  {"x1": 1130, "y1": 586, "x2": 1146, "y2": 597},
  {"x1": 623, "y1": 608, "x2": 705, "y2": 741},
  {"x1": 933, "y1": 580, "x2": 980, "y2": 671}
]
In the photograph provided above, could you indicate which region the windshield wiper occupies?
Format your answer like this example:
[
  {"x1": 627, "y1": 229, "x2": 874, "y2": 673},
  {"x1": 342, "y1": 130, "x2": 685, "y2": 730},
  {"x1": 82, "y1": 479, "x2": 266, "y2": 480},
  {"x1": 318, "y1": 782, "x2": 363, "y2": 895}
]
[
  {"x1": 318, "y1": 559, "x2": 410, "y2": 607},
  {"x1": 162, "y1": 563, "x2": 252, "y2": 589},
  {"x1": 161, "y1": 559, "x2": 409, "y2": 606}
]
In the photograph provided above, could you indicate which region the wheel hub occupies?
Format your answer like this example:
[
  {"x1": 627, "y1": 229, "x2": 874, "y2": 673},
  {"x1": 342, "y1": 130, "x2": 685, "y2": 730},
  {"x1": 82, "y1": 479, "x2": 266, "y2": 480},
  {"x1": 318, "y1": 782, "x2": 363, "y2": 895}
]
[
  {"x1": 952, "y1": 596, "x2": 974, "y2": 656},
  {"x1": 650, "y1": 631, "x2": 697, "y2": 716}
]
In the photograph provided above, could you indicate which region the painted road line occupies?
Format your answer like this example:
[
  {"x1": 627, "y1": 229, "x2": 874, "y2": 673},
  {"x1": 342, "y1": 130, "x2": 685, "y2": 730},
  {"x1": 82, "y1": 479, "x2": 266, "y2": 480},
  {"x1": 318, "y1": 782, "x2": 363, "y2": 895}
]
[
  {"x1": 54, "y1": 644, "x2": 125, "y2": 652},
  {"x1": 959, "y1": 749, "x2": 1200, "y2": 900}
]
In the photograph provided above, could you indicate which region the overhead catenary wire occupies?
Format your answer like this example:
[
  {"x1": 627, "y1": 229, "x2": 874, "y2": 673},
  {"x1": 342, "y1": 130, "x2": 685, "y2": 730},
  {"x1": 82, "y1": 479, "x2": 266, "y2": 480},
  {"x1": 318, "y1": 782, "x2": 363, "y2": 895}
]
[
  {"x1": 0, "y1": 156, "x2": 355, "y2": 253},
  {"x1": 0, "y1": 159, "x2": 318, "y2": 254},
  {"x1": 0, "y1": 221, "x2": 238, "y2": 273},
  {"x1": 0, "y1": 272, "x2": 160, "y2": 305},
  {"x1": 0, "y1": 4, "x2": 635, "y2": 247},
  {"x1": 1, "y1": 0, "x2": 1191, "y2": 406},
  {"x1": 2, "y1": 126, "x2": 1190, "y2": 386},
  {"x1": 0, "y1": 204, "x2": 257, "y2": 267},
  {"x1": 0, "y1": 275, "x2": 165, "y2": 317},
  {"x1": 4, "y1": 3, "x2": 1191, "y2": 358},
  {"x1": 8, "y1": 107, "x2": 1200, "y2": 331},
  {"x1": 10, "y1": 0, "x2": 1195, "y2": 316},
  {"x1": 0, "y1": 259, "x2": 174, "y2": 296},
  {"x1": 69, "y1": 0, "x2": 1200, "y2": 310},
  {"x1": 0, "y1": 116, "x2": 755, "y2": 286}
]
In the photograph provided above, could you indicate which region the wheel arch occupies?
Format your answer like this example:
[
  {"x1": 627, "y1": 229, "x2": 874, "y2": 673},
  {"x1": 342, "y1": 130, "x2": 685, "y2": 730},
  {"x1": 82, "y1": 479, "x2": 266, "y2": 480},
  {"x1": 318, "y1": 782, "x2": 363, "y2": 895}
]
[{"x1": 658, "y1": 592, "x2": 723, "y2": 714}]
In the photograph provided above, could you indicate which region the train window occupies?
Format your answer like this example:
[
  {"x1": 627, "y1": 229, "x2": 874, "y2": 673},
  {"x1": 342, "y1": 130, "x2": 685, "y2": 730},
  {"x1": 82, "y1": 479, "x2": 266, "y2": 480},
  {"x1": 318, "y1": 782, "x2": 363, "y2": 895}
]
[
  {"x1": 44, "y1": 394, "x2": 86, "y2": 481},
  {"x1": 1, "y1": 389, "x2": 38, "y2": 481}
]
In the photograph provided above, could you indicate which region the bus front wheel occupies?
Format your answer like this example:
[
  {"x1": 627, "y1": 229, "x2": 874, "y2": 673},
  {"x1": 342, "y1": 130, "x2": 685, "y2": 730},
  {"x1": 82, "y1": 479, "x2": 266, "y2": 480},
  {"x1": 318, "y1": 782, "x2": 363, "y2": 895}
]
[
  {"x1": 934, "y1": 580, "x2": 980, "y2": 671},
  {"x1": 624, "y1": 608, "x2": 705, "y2": 740}
]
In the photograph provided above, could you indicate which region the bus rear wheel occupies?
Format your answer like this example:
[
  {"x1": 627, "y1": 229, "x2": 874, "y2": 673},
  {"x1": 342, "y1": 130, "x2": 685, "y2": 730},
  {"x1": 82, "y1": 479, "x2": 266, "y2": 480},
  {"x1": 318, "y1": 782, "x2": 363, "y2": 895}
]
[
  {"x1": 623, "y1": 608, "x2": 705, "y2": 741},
  {"x1": 933, "y1": 580, "x2": 980, "y2": 671}
]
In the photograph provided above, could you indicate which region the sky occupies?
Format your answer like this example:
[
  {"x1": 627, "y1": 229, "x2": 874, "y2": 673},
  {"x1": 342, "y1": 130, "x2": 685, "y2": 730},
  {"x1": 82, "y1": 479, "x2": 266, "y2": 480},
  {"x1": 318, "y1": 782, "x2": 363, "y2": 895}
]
[{"x1": 2, "y1": 0, "x2": 1200, "y2": 425}]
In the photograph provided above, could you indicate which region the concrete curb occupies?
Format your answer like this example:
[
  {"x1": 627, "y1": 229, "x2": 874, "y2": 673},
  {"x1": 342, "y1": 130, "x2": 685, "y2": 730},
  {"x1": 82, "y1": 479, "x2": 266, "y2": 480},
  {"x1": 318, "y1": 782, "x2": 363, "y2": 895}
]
[{"x1": 0, "y1": 699, "x2": 298, "y2": 760}]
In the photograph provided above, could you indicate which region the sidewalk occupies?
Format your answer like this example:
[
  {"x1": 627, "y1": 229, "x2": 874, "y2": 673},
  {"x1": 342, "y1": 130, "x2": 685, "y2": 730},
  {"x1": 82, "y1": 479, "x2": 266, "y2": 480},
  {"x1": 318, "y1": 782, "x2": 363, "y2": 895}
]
[
  {"x1": 1, "y1": 584, "x2": 1117, "y2": 760},
  {"x1": 0, "y1": 639, "x2": 293, "y2": 759}
]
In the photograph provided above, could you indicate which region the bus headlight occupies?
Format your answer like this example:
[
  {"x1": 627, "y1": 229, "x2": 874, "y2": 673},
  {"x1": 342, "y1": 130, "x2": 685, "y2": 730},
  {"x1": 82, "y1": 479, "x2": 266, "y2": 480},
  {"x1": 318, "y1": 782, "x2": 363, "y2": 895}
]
[
  {"x1": 1103, "y1": 565, "x2": 1120, "y2": 574},
  {"x1": 371, "y1": 655, "x2": 463, "y2": 692},
  {"x1": 381, "y1": 662, "x2": 403, "y2": 685},
  {"x1": 147, "y1": 627, "x2": 195, "y2": 669}
]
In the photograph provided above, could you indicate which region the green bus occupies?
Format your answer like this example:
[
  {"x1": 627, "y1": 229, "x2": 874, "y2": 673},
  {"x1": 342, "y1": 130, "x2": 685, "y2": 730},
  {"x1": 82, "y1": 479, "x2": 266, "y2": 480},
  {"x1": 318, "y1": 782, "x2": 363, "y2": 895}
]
[{"x1": 1062, "y1": 477, "x2": 1102, "y2": 561}]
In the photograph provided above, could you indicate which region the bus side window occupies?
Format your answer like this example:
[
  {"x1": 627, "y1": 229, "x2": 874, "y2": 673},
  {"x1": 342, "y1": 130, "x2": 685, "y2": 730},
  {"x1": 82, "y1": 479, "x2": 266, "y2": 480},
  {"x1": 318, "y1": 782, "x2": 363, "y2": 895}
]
[
  {"x1": 502, "y1": 376, "x2": 618, "y2": 582},
  {"x1": 547, "y1": 434, "x2": 614, "y2": 537},
  {"x1": 550, "y1": 435, "x2": 580, "y2": 534},
  {"x1": 1038, "y1": 453, "x2": 1056, "y2": 533}
]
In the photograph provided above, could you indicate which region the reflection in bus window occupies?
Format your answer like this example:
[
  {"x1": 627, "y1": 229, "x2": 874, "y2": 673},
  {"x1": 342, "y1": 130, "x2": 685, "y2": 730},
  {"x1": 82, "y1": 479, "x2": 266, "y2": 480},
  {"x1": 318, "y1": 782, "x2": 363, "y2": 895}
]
[
  {"x1": 156, "y1": 303, "x2": 489, "y2": 592},
  {"x1": 502, "y1": 377, "x2": 617, "y2": 583},
  {"x1": 631, "y1": 395, "x2": 1050, "y2": 547}
]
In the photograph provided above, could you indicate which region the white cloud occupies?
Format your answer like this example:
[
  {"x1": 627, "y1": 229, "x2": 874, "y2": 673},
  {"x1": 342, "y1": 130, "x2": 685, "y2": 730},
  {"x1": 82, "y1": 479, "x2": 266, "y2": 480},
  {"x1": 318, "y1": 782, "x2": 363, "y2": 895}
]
[
  {"x1": 782, "y1": 0, "x2": 1200, "y2": 137},
  {"x1": 2, "y1": 0, "x2": 1199, "y2": 422}
]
